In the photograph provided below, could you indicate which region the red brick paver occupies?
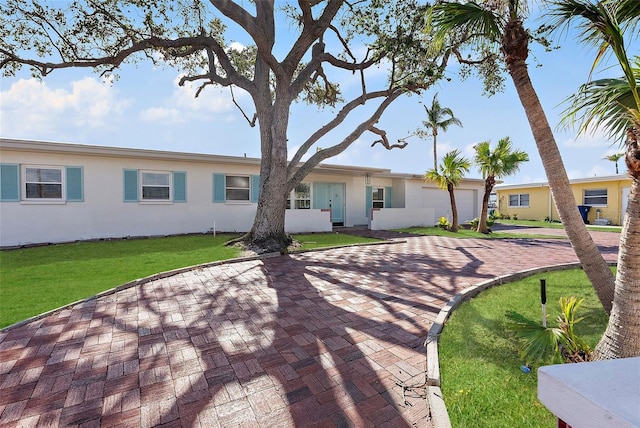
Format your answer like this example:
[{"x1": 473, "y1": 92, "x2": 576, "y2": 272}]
[{"x1": 0, "y1": 230, "x2": 619, "y2": 427}]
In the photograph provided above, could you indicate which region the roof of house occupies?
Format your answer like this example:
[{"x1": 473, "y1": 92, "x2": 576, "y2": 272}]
[
  {"x1": 495, "y1": 174, "x2": 632, "y2": 190},
  {"x1": 0, "y1": 138, "x2": 486, "y2": 183}
]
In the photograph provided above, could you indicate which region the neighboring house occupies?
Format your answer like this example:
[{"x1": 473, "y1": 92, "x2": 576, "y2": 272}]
[
  {"x1": 495, "y1": 175, "x2": 632, "y2": 226},
  {"x1": 0, "y1": 138, "x2": 485, "y2": 247}
]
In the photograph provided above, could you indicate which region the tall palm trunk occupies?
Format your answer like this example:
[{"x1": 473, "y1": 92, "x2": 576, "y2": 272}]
[
  {"x1": 503, "y1": 19, "x2": 615, "y2": 314},
  {"x1": 448, "y1": 182, "x2": 459, "y2": 232},
  {"x1": 594, "y1": 126, "x2": 640, "y2": 358},
  {"x1": 478, "y1": 175, "x2": 495, "y2": 234},
  {"x1": 432, "y1": 132, "x2": 438, "y2": 170}
]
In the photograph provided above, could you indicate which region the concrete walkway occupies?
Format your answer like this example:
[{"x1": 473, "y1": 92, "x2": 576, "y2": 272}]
[{"x1": 0, "y1": 230, "x2": 619, "y2": 427}]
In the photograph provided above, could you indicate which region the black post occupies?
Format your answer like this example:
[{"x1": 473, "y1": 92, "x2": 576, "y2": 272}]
[{"x1": 541, "y1": 279, "x2": 547, "y2": 327}]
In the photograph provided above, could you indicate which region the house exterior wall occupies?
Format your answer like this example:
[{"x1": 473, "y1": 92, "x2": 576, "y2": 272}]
[
  {"x1": 496, "y1": 186, "x2": 551, "y2": 220},
  {"x1": 495, "y1": 176, "x2": 632, "y2": 225},
  {"x1": 1, "y1": 139, "x2": 487, "y2": 246},
  {"x1": 1, "y1": 147, "x2": 263, "y2": 246}
]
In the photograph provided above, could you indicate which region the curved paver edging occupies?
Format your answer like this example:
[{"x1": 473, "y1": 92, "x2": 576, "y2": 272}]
[
  {"x1": 0, "y1": 239, "x2": 401, "y2": 333},
  {"x1": 426, "y1": 261, "x2": 618, "y2": 428}
]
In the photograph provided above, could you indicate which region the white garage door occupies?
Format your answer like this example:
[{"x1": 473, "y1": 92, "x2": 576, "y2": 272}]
[
  {"x1": 421, "y1": 188, "x2": 477, "y2": 224},
  {"x1": 622, "y1": 187, "x2": 630, "y2": 224}
]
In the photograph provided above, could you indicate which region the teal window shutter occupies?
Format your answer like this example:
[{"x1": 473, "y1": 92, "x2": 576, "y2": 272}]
[
  {"x1": 173, "y1": 171, "x2": 187, "y2": 202},
  {"x1": 251, "y1": 175, "x2": 260, "y2": 203},
  {"x1": 123, "y1": 169, "x2": 138, "y2": 202},
  {"x1": 65, "y1": 166, "x2": 84, "y2": 202},
  {"x1": 365, "y1": 186, "x2": 373, "y2": 217},
  {"x1": 213, "y1": 173, "x2": 225, "y2": 203},
  {"x1": 0, "y1": 163, "x2": 20, "y2": 201},
  {"x1": 385, "y1": 186, "x2": 392, "y2": 208}
]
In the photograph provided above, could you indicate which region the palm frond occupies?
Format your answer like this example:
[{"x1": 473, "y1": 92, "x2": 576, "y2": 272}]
[
  {"x1": 429, "y1": 1, "x2": 505, "y2": 46},
  {"x1": 505, "y1": 311, "x2": 564, "y2": 363},
  {"x1": 561, "y1": 76, "x2": 639, "y2": 143}
]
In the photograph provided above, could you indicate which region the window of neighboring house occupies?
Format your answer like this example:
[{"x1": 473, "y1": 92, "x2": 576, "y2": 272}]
[
  {"x1": 226, "y1": 175, "x2": 250, "y2": 201},
  {"x1": 509, "y1": 193, "x2": 529, "y2": 207},
  {"x1": 294, "y1": 183, "x2": 311, "y2": 209},
  {"x1": 372, "y1": 187, "x2": 384, "y2": 208},
  {"x1": 24, "y1": 166, "x2": 63, "y2": 199},
  {"x1": 584, "y1": 189, "x2": 607, "y2": 206},
  {"x1": 141, "y1": 171, "x2": 171, "y2": 200}
]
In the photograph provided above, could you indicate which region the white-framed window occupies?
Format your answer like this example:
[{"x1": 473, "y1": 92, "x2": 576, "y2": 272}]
[
  {"x1": 584, "y1": 189, "x2": 607, "y2": 206},
  {"x1": 509, "y1": 193, "x2": 529, "y2": 207},
  {"x1": 226, "y1": 175, "x2": 250, "y2": 201},
  {"x1": 294, "y1": 183, "x2": 311, "y2": 209},
  {"x1": 372, "y1": 187, "x2": 384, "y2": 208},
  {"x1": 141, "y1": 171, "x2": 171, "y2": 201},
  {"x1": 23, "y1": 166, "x2": 64, "y2": 200}
]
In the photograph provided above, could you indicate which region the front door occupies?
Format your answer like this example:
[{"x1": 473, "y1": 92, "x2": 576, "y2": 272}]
[{"x1": 314, "y1": 182, "x2": 345, "y2": 225}]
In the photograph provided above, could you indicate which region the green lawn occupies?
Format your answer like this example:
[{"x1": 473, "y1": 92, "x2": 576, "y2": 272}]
[
  {"x1": 497, "y1": 218, "x2": 622, "y2": 232},
  {"x1": 439, "y1": 269, "x2": 609, "y2": 428},
  {"x1": 0, "y1": 232, "x2": 380, "y2": 328},
  {"x1": 394, "y1": 226, "x2": 565, "y2": 240}
]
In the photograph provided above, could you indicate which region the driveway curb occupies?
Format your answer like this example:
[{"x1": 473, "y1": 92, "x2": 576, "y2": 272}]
[{"x1": 426, "y1": 261, "x2": 617, "y2": 428}]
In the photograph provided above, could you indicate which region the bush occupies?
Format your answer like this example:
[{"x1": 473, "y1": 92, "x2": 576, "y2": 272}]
[
  {"x1": 505, "y1": 296, "x2": 592, "y2": 364},
  {"x1": 436, "y1": 216, "x2": 451, "y2": 230}
]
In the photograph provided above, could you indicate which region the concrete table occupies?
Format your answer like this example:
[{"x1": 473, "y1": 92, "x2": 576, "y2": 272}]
[{"x1": 538, "y1": 357, "x2": 640, "y2": 428}]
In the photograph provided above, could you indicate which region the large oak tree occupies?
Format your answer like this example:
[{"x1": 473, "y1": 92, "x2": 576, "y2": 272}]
[{"x1": 0, "y1": 0, "x2": 481, "y2": 253}]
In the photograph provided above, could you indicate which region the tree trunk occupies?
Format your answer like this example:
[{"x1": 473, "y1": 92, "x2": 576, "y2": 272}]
[
  {"x1": 246, "y1": 95, "x2": 293, "y2": 254},
  {"x1": 594, "y1": 127, "x2": 640, "y2": 359},
  {"x1": 448, "y1": 182, "x2": 459, "y2": 232},
  {"x1": 593, "y1": 177, "x2": 640, "y2": 358},
  {"x1": 477, "y1": 175, "x2": 494, "y2": 234},
  {"x1": 433, "y1": 133, "x2": 438, "y2": 170},
  {"x1": 503, "y1": 20, "x2": 615, "y2": 314}
]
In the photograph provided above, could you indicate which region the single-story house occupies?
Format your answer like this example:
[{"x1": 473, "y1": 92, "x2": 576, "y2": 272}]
[
  {"x1": 0, "y1": 138, "x2": 486, "y2": 247},
  {"x1": 495, "y1": 175, "x2": 632, "y2": 226}
]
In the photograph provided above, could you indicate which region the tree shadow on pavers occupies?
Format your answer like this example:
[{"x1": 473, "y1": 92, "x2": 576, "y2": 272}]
[
  {"x1": 498, "y1": 237, "x2": 619, "y2": 261},
  {"x1": 0, "y1": 233, "x2": 617, "y2": 426}
]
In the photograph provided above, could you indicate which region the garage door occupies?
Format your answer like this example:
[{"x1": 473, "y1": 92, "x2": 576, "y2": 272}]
[
  {"x1": 421, "y1": 188, "x2": 477, "y2": 224},
  {"x1": 455, "y1": 189, "x2": 478, "y2": 223}
]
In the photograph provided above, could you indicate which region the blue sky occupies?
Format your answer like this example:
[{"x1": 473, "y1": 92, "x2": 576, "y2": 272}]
[{"x1": 0, "y1": 6, "x2": 634, "y2": 185}]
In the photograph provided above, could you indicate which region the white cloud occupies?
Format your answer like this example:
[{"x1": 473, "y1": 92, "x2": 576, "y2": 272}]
[
  {"x1": 561, "y1": 124, "x2": 612, "y2": 148},
  {"x1": 139, "y1": 107, "x2": 184, "y2": 124},
  {"x1": 0, "y1": 77, "x2": 131, "y2": 139},
  {"x1": 170, "y1": 75, "x2": 242, "y2": 114}
]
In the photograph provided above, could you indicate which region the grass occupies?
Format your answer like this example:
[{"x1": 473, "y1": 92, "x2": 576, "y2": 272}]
[
  {"x1": 0, "y1": 232, "x2": 380, "y2": 328},
  {"x1": 498, "y1": 218, "x2": 622, "y2": 232},
  {"x1": 438, "y1": 269, "x2": 609, "y2": 428},
  {"x1": 394, "y1": 226, "x2": 564, "y2": 240},
  {"x1": 292, "y1": 232, "x2": 380, "y2": 250}
]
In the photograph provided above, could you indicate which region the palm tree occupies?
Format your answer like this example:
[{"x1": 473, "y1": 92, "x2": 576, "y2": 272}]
[
  {"x1": 604, "y1": 153, "x2": 625, "y2": 174},
  {"x1": 430, "y1": 0, "x2": 615, "y2": 314},
  {"x1": 425, "y1": 149, "x2": 471, "y2": 232},
  {"x1": 546, "y1": 0, "x2": 640, "y2": 359},
  {"x1": 419, "y1": 93, "x2": 463, "y2": 169},
  {"x1": 474, "y1": 137, "x2": 529, "y2": 233}
]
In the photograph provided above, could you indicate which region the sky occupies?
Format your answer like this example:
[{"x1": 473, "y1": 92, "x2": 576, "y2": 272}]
[{"x1": 0, "y1": 4, "x2": 635, "y2": 185}]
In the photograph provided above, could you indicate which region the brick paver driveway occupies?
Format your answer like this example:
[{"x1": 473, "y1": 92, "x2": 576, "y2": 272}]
[{"x1": 0, "y1": 230, "x2": 619, "y2": 427}]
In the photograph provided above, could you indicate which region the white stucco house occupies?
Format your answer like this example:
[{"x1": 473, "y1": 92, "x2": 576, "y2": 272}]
[{"x1": 0, "y1": 138, "x2": 486, "y2": 247}]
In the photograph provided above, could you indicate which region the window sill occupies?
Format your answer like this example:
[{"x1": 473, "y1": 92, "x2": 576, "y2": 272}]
[
  {"x1": 20, "y1": 200, "x2": 66, "y2": 205},
  {"x1": 139, "y1": 201, "x2": 174, "y2": 205}
]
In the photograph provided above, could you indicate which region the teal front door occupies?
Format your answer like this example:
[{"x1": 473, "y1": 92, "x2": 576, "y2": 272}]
[{"x1": 313, "y1": 183, "x2": 345, "y2": 225}]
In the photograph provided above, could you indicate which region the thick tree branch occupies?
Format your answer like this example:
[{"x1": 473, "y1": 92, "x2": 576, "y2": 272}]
[
  {"x1": 287, "y1": 89, "x2": 404, "y2": 188},
  {"x1": 370, "y1": 127, "x2": 409, "y2": 149}
]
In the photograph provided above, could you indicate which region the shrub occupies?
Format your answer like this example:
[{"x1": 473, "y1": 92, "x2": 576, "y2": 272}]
[
  {"x1": 505, "y1": 296, "x2": 592, "y2": 364},
  {"x1": 436, "y1": 216, "x2": 451, "y2": 230}
]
